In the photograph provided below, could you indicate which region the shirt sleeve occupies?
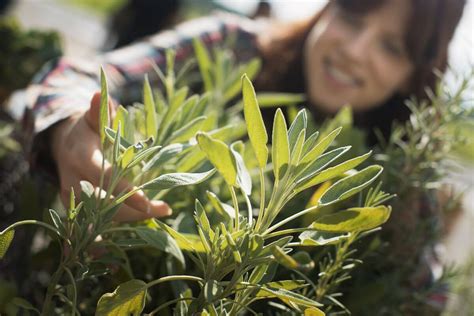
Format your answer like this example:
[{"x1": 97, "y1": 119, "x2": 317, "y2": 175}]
[{"x1": 26, "y1": 12, "x2": 262, "y2": 135}]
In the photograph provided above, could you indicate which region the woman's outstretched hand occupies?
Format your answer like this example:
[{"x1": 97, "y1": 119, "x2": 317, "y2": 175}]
[{"x1": 51, "y1": 91, "x2": 171, "y2": 222}]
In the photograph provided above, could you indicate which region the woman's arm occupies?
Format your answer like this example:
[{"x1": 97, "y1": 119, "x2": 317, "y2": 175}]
[{"x1": 25, "y1": 12, "x2": 262, "y2": 221}]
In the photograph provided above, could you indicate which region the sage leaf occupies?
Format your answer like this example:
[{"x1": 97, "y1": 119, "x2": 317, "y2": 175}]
[
  {"x1": 299, "y1": 231, "x2": 351, "y2": 246},
  {"x1": 296, "y1": 151, "x2": 372, "y2": 192},
  {"x1": 154, "y1": 220, "x2": 205, "y2": 252},
  {"x1": 143, "y1": 143, "x2": 190, "y2": 172},
  {"x1": 230, "y1": 141, "x2": 252, "y2": 195},
  {"x1": 193, "y1": 38, "x2": 212, "y2": 91},
  {"x1": 99, "y1": 67, "x2": 110, "y2": 145},
  {"x1": 96, "y1": 279, "x2": 147, "y2": 316},
  {"x1": 255, "y1": 286, "x2": 323, "y2": 308},
  {"x1": 136, "y1": 227, "x2": 185, "y2": 266},
  {"x1": 196, "y1": 132, "x2": 237, "y2": 186},
  {"x1": 141, "y1": 169, "x2": 215, "y2": 191},
  {"x1": 305, "y1": 307, "x2": 326, "y2": 316},
  {"x1": 310, "y1": 206, "x2": 392, "y2": 233},
  {"x1": 319, "y1": 165, "x2": 383, "y2": 205},
  {"x1": 288, "y1": 109, "x2": 307, "y2": 152},
  {"x1": 272, "y1": 109, "x2": 290, "y2": 180},
  {"x1": 299, "y1": 127, "x2": 342, "y2": 166},
  {"x1": 143, "y1": 75, "x2": 158, "y2": 140},
  {"x1": 0, "y1": 229, "x2": 14, "y2": 259},
  {"x1": 169, "y1": 116, "x2": 206, "y2": 143},
  {"x1": 242, "y1": 74, "x2": 268, "y2": 169}
]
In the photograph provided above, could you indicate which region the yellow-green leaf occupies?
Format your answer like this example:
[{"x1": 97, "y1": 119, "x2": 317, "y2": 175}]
[
  {"x1": 305, "y1": 307, "x2": 326, "y2": 316},
  {"x1": 96, "y1": 279, "x2": 147, "y2": 316},
  {"x1": 196, "y1": 132, "x2": 237, "y2": 186},
  {"x1": 311, "y1": 205, "x2": 392, "y2": 233},
  {"x1": 242, "y1": 74, "x2": 268, "y2": 168},
  {"x1": 0, "y1": 229, "x2": 14, "y2": 259},
  {"x1": 99, "y1": 67, "x2": 110, "y2": 145},
  {"x1": 143, "y1": 75, "x2": 158, "y2": 139},
  {"x1": 272, "y1": 109, "x2": 290, "y2": 180},
  {"x1": 299, "y1": 127, "x2": 342, "y2": 166}
]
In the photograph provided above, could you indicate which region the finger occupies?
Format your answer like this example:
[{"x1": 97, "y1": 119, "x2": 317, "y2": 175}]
[
  {"x1": 83, "y1": 148, "x2": 172, "y2": 217},
  {"x1": 86, "y1": 91, "x2": 117, "y2": 134},
  {"x1": 113, "y1": 201, "x2": 171, "y2": 222}
]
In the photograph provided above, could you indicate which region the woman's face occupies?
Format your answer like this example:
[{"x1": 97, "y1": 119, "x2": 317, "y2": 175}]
[{"x1": 304, "y1": 0, "x2": 414, "y2": 113}]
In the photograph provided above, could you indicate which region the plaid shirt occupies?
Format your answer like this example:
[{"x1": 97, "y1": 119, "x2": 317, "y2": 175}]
[{"x1": 25, "y1": 12, "x2": 262, "y2": 135}]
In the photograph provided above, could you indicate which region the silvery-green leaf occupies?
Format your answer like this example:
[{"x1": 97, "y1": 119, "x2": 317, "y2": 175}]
[
  {"x1": 169, "y1": 116, "x2": 206, "y2": 143},
  {"x1": 299, "y1": 231, "x2": 351, "y2": 246},
  {"x1": 143, "y1": 143, "x2": 190, "y2": 172},
  {"x1": 297, "y1": 146, "x2": 351, "y2": 180},
  {"x1": 288, "y1": 109, "x2": 307, "y2": 152},
  {"x1": 296, "y1": 151, "x2": 372, "y2": 192},
  {"x1": 299, "y1": 127, "x2": 342, "y2": 166},
  {"x1": 141, "y1": 169, "x2": 215, "y2": 191},
  {"x1": 302, "y1": 131, "x2": 320, "y2": 156},
  {"x1": 206, "y1": 191, "x2": 235, "y2": 220},
  {"x1": 230, "y1": 141, "x2": 252, "y2": 195},
  {"x1": 319, "y1": 165, "x2": 383, "y2": 205},
  {"x1": 193, "y1": 38, "x2": 213, "y2": 91},
  {"x1": 136, "y1": 227, "x2": 185, "y2": 266},
  {"x1": 290, "y1": 129, "x2": 306, "y2": 167}
]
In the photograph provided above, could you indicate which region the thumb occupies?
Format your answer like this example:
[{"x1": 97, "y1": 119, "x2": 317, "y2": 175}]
[
  {"x1": 86, "y1": 91, "x2": 117, "y2": 134},
  {"x1": 86, "y1": 92, "x2": 102, "y2": 133}
]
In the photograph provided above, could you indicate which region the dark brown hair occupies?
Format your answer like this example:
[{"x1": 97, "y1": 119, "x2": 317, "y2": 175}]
[{"x1": 256, "y1": 0, "x2": 466, "y2": 140}]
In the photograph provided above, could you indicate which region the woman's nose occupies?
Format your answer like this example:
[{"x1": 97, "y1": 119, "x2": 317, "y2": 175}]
[{"x1": 342, "y1": 30, "x2": 373, "y2": 63}]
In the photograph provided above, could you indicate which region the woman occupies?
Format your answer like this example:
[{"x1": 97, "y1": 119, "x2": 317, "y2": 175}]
[{"x1": 25, "y1": 0, "x2": 465, "y2": 221}]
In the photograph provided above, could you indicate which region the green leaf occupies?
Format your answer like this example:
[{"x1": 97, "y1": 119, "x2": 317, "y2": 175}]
[
  {"x1": 195, "y1": 200, "x2": 214, "y2": 240},
  {"x1": 136, "y1": 227, "x2": 185, "y2": 266},
  {"x1": 141, "y1": 169, "x2": 215, "y2": 191},
  {"x1": 299, "y1": 231, "x2": 350, "y2": 246},
  {"x1": 255, "y1": 280, "x2": 306, "y2": 297},
  {"x1": 206, "y1": 191, "x2": 235, "y2": 220},
  {"x1": 296, "y1": 151, "x2": 372, "y2": 192},
  {"x1": 255, "y1": 93, "x2": 306, "y2": 108},
  {"x1": 319, "y1": 165, "x2": 383, "y2": 205},
  {"x1": 193, "y1": 38, "x2": 213, "y2": 91},
  {"x1": 113, "y1": 105, "x2": 134, "y2": 144},
  {"x1": 310, "y1": 206, "x2": 392, "y2": 233},
  {"x1": 305, "y1": 307, "x2": 326, "y2": 316},
  {"x1": 143, "y1": 75, "x2": 158, "y2": 140},
  {"x1": 154, "y1": 220, "x2": 205, "y2": 252},
  {"x1": 288, "y1": 109, "x2": 307, "y2": 152},
  {"x1": 290, "y1": 129, "x2": 306, "y2": 167},
  {"x1": 168, "y1": 116, "x2": 206, "y2": 143},
  {"x1": 49, "y1": 209, "x2": 66, "y2": 238},
  {"x1": 204, "y1": 280, "x2": 222, "y2": 303},
  {"x1": 223, "y1": 58, "x2": 262, "y2": 102},
  {"x1": 297, "y1": 146, "x2": 351, "y2": 180},
  {"x1": 230, "y1": 141, "x2": 252, "y2": 195},
  {"x1": 242, "y1": 74, "x2": 268, "y2": 169},
  {"x1": 271, "y1": 246, "x2": 298, "y2": 269},
  {"x1": 112, "y1": 122, "x2": 121, "y2": 163},
  {"x1": 302, "y1": 131, "x2": 320, "y2": 156},
  {"x1": 0, "y1": 229, "x2": 14, "y2": 259},
  {"x1": 142, "y1": 143, "x2": 190, "y2": 172},
  {"x1": 272, "y1": 109, "x2": 290, "y2": 180},
  {"x1": 299, "y1": 127, "x2": 342, "y2": 167},
  {"x1": 196, "y1": 132, "x2": 237, "y2": 186},
  {"x1": 120, "y1": 145, "x2": 135, "y2": 169},
  {"x1": 105, "y1": 127, "x2": 133, "y2": 149},
  {"x1": 11, "y1": 297, "x2": 39, "y2": 313},
  {"x1": 256, "y1": 286, "x2": 322, "y2": 308},
  {"x1": 99, "y1": 68, "x2": 110, "y2": 145},
  {"x1": 95, "y1": 279, "x2": 147, "y2": 316},
  {"x1": 127, "y1": 145, "x2": 162, "y2": 169}
]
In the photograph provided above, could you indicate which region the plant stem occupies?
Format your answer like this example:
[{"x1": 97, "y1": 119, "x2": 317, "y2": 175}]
[
  {"x1": 229, "y1": 186, "x2": 240, "y2": 231},
  {"x1": 1, "y1": 220, "x2": 66, "y2": 240},
  {"x1": 255, "y1": 169, "x2": 266, "y2": 230},
  {"x1": 146, "y1": 275, "x2": 204, "y2": 288},
  {"x1": 263, "y1": 203, "x2": 320, "y2": 236}
]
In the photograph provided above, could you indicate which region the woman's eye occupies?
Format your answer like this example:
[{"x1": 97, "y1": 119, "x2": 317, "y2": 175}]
[
  {"x1": 339, "y1": 11, "x2": 363, "y2": 29},
  {"x1": 381, "y1": 39, "x2": 404, "y2": 57}
]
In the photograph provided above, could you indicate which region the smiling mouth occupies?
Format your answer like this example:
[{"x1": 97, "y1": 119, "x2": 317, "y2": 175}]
[{"x1": 323, "y1": 58, "x2": 362, "y2": 87}]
